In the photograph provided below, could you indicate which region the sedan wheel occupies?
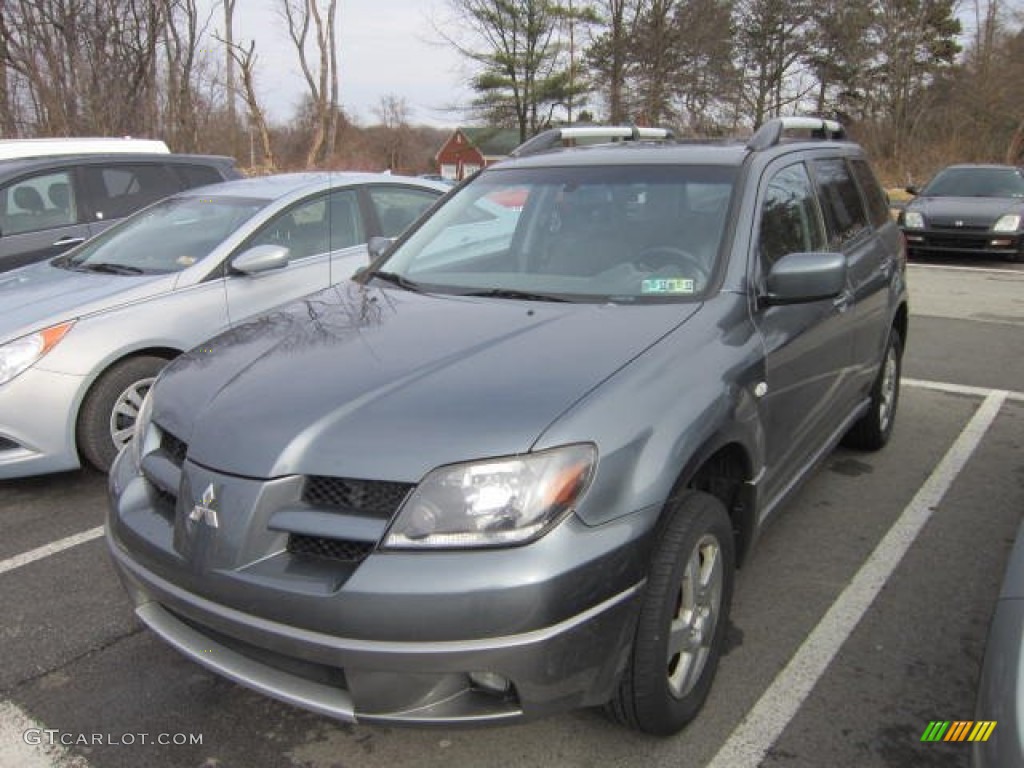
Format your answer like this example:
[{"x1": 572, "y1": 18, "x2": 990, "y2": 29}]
[{"x1": 77, "y1": 356, "x2": 167, "y2": 472}]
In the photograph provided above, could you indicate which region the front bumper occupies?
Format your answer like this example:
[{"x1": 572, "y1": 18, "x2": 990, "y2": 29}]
[
  {"x1": 904, "y1": 228, "x2": 1023, "y2": 259},
  {"x1": 0, "y1": 365, "x2": 84, "y2": 479},
  {"x1": 107, "y1": 450, "x2": 655, "y2": 724}
]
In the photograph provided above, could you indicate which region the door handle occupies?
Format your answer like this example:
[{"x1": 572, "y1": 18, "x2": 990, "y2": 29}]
[{"x1": 52, "y1": 236, "x2": 86, "y2": 248}]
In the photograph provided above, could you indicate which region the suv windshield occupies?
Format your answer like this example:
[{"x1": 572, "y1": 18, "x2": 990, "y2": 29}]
[
  {"x1": 921, "y1": 167, "x2": 1024, "y2": 198},
  {"x1": 59, "y1": 195, "x2": 266, "y2": 274},
  {"x1": 375, "y1": 165, "x2": 736, "y2": 302}
]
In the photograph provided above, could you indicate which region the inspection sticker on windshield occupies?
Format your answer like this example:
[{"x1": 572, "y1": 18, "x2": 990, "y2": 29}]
[{"x1": 641, "y1": 278, "x2": 695, "y2": 295}]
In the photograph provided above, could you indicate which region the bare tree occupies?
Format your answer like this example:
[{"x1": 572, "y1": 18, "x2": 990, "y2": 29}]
[
  {"x1": 281, "y1": 0, "x2": 339, "y2": 168},
  {"x1": 217, "y1": 36, "x2": 276, "y2": 169}
]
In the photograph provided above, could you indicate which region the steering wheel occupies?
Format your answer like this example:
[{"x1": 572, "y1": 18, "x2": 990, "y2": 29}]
[{"x1": 635, "y1": 246, "x2": 709, "y2": 284}]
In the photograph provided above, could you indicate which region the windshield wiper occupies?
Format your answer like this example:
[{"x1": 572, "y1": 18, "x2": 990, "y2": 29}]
[
  {"x1": 458, "y1": 288, "x2": 572, "y2": 302},
  {"x1": 74, "y1": 262, "x2": 146, "y2": 275},
  {"x1": 372, "y1": 270, "x2": 426, "y2": 293}
]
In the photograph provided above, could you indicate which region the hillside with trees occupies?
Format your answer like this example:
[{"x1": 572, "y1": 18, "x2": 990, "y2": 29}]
[{"x1": 1, "y1": 0, "x2": 1022, "y2": 183}]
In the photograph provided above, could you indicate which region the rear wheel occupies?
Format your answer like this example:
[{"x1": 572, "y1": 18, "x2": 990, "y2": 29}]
[
  {"x1": 77, "y1": 356, "x2": 166, "y2": 472},
  {"x1": 843, "y1": 328, "x2": 902, "y2": 451},
  {"x1": 607, "y1": 491, "x2": 735, "y2": 735}
]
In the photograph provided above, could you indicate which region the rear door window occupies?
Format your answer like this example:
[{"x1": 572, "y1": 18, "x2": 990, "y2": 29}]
[
  {"x1": 811, "y1": 157, "x2": 870, "y2": 247},
  {"x1": 367, "y1": 186, "x2": 440, "y2": 237},
  {"x1": 81, "y1": 163, "x2": 182, "y2": 221},
  {"x1": 849, "y1": 158, "x2": 891, "y2": 229},
  {"x1": 173, "y1": 164, "x2": 227, "y2": 190}
]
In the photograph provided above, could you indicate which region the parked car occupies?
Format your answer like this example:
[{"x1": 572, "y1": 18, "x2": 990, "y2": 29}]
[
  {"x1": 107, "y1": 118, "x2": 908, "y2": 735},
  {"x1": 973, "y1": 517, "x2": 1024, "y2": 767},
  {"x1": 0, "y1": 172, "x2": 446, "y2": 479},
  {"x1": 0, "y1": 152, "x2": 240, "y2": 272},
  {"x1": 899, "y1": 164, "x2": 1024, "y2": 262}
]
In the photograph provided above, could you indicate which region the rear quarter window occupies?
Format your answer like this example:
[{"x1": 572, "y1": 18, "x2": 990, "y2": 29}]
[{"x1": 173, "y1": 164, "x2": 228, "y2": 190}]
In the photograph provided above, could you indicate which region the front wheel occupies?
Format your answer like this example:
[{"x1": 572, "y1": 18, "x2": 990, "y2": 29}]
[
  {"x1": 843, "y1": 328, "x2": 902, "y2": 451},
  {"x1": 77, "y1": 356, "x2": 166, "y2": 472},
  {"x1": 607, "y1": 491, "x2": 735, "y2": 735}
]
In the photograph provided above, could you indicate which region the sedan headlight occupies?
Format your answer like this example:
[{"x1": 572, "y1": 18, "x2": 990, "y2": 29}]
[
  {"x1": 993, "y1": 214, "x2": 1021, "y2": 233},
  {"x1": 383, "y1": 444, "x2": 597, "y2": 549},
  {"x1": 902, "y1": 211, "x2": 925, "y2": 229},
  {"x1": 0, "y1": 321, "x2": 74, "y2": 387}
]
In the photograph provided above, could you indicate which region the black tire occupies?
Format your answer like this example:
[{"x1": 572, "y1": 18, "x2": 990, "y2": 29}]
[
  {"x1": 77, "y1": 355, "x2": 166, "y2": 472},
  {"x1": 607, "y1": 491, "x2": 735, "y2": 735},
  {"x1": 843, "y1": 328, "x2": 902, "y2": 451}
]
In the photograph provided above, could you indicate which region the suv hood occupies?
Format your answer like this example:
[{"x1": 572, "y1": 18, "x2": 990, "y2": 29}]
[
  {"x1": 909, "y1": 196, "x2": 1023, "y2": 227},
  {"x1": 0, "y1": 260, "x2": 169, "y2": 342},
  {"x1": 154, "y1": 282, "x2": 699, "y2": 481}
]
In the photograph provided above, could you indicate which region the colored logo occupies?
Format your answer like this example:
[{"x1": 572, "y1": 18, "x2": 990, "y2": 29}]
[{"x1": 920, "y1": 720, "x2": 996, "y2": 742}]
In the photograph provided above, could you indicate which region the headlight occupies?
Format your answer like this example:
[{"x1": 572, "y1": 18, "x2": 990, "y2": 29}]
[
  {"x1": 0, "y1": 321, "x2": 74, "y2": 387},
  {"x1": 383, "y1": 444, "x2": 597, "y2": 549},
  {"x1": 128, "y1": 389, "x2": 157, "y2": 469},
  {"x1": 993, "y1": 214, "x2": 1021, "y2": 232},
  {"x1": 902, "y1": 211, "x2": 925, "y2": 229}
]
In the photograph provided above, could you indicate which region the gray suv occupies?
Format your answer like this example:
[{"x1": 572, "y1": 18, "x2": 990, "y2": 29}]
[
  {"x1": 107, "y1": 117, "x2": 908, "y2": 735},
  {"x1": 0, "y1": 152, "x2": 240, "y2": 272}
]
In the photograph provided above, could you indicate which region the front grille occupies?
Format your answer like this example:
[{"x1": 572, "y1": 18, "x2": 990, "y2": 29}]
[
  {"x1": 160, "y1": 430, "x2": 188, "y2": 467},
  {"x1": 924, "y1": 234, "x2": 991, "y2": 250},
  {"x1": 288, "y1": 534, "x2": 374, "y2": 563},
  {"x1": 303, "y1": 476, "x2": 413, "y2": 517},
  {"x1": 152, "y1": 485, "x2": 177, "y2": 520}
]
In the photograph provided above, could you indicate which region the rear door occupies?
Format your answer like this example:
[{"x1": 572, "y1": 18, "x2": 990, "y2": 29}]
[{"x1": 809, "y1": 156, "x2": 894, "y2": 396}]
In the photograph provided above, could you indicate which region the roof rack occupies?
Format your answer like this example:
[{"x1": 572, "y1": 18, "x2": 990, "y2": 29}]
[
  {"x1": 510, "y1": 125, "x2": 675, "y2": 158},
  {"x1": 746, "y1": 117, "x2": 846, "y2": 151}
]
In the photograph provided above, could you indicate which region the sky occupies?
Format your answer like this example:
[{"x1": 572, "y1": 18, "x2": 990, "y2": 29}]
[{"x1": 228, "y1": 0, "x2": 473, "y2": 128}]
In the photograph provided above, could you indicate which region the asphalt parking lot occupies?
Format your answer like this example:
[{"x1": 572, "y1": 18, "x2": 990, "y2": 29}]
[{"x1": 1, "y1": 256, "x2": 1022, "y2": 768}]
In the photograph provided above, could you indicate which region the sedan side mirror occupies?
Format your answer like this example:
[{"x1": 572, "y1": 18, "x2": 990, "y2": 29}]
[
  {"x1": 764, "y1": 252, "x2": 846, "y2": 305},
  {"x1": 905, "y1": 185, "x2": 919, "y2": 196},
  {"x1": 367, "y1": 236, "x2": 394, "y2": 261},
  {"x1": 231, "y1": 244, "x2": 290, "y2": 274}
]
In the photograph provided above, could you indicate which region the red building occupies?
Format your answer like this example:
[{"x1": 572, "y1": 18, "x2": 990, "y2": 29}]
[{"x1": 434, "y1": 127, "x2": 521, "y2": 181}]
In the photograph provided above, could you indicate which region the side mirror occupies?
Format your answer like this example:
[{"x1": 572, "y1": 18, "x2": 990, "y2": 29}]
[
  {"x1": 765, "y1": 252, "x2": 845, "y2": 305},
  {"x1": 231, "y1": 244, "x2": 290, "y2": 274},
  {"x1": 905, "y1": 185, "x2": 919, "y2": 196},
  {"x1": 367, "y1": 236, "x2": 394, "y2": 261}
]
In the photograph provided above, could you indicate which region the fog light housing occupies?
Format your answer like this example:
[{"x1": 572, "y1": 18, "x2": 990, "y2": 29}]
[
  {"x1": 469, "y1": 671, "x2": 511, "y2": 695},
  {"x1": 991, "y1": 238, "x2": 1013, "y2": 247}
]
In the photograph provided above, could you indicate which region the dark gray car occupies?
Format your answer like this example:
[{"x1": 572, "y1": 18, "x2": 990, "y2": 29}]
[
  {"x1": 0, "y1": 152, "x2": 241, "y2": 272},
  {"x1": 899, "y1": 164, "x2": 1024, "y2": 262},
  {"x1": 108, "y1": 118, "x2": 908, "y2": 735}
]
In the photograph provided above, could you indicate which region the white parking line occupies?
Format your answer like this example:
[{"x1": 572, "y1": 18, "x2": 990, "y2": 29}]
[
  {"x1": 908, "y1": 262, "x2": 1024, "y2": 276},
  {"x1": 0, "y1": 527, "x2": 104, "y2": 577},
  {"x1": 0, "y1": 700, "x2": 89, "y2": 767},
  {"x1": 706, "y1": 390, "x2": 1007, "y2": 768},
  {"x1": 905, "y1": 377, "x2": 1024, "y2": 402}
]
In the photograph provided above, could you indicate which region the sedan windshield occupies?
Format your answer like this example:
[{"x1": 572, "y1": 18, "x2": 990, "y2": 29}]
[
  {"x1": 921, "y1": 167, "x2": 1024, "y2": 198},
  {"x1": 373, "y1": 165, "x2": 737, "y2": 302},
  {"x1": 60, "y1": 195, "x2": 267, "y2": 274}
]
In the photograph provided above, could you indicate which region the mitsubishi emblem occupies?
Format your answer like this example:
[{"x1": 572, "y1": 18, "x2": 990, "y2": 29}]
[{"x1": 188, "y1": 483, "x2": 220, "y2": 528}]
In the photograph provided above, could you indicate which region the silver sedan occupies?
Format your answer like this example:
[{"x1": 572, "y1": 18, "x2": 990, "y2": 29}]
[{"x1": 0, "y1": 172, "x2": 445, "y2": 478}]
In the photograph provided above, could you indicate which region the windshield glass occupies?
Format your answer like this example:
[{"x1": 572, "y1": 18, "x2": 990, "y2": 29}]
[
  {"x1": 61, "y1": 195, "x2": 267, "y2": 274},
  {"x1": 374, "y1": 165, "x2": 737, "y2": 302},
  {"x1": 921, "y1": 167, "x2": 1024, "y2": 198}
]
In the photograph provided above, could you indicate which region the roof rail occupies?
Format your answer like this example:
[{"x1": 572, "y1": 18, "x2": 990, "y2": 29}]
[
  {"x1": 746, "y1": 117, "x2": 846, "y2": 151},
  {"x1": 510, "y1": 125, "x2": 675, "y2": 158}
]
